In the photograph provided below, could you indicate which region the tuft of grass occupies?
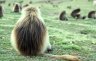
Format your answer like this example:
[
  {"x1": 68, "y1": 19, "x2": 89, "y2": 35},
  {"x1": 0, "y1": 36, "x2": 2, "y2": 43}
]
[
  {"x1": 61, "y1": 44, "x2": 82, "y2": 51},
  {"x1": 80, "y1": 29, "x2": 96, "y2": 35}
]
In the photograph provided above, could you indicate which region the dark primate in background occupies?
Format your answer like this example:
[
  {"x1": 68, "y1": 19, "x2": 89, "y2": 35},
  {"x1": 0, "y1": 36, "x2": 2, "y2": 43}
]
[
  {"x1": 10, "y1": 5, "x2": 80, "y2": 61},
  {"x1": 0, "y1": 5, "x2": 3, "y2": 18},
  {"x1": 13, "y1": 3, "x2": 21, "y2": 13},
  {"x1": 71, "y1": 8, "x2": 81, "y2": 19},
  {"x1": 71, "y1": 8, "x2": 86, "y2": 19},
  {"x1": 88, "y1": 11, "x2": 96, "y2": 19},
  {"x1": 59, "y1": 11, "x2": 68, "y2": 21}
]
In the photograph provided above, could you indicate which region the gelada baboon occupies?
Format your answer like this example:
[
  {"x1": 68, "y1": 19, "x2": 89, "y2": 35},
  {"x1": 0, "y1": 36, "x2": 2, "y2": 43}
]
[
  {"x1": 59, "y1": 11, "x2": 68, "y2": 21},
  {"x1": 71, "y1": 8, "x2": 81, "y2": 19},
  {"x1": 13, "y1": 3, "x2": 21, "y2": 12},
  {"x1": 0, "y1": 5, "x2": 3, "y2": 18},
  {"x1": 71, "y1": 8, "x2": 86, "y2": 19},
  {"x1": 11, "y1": 6, "x2": 80, "y2": 61},
  {"x1": 88, "y1": 11, "x2": 96, "y2": 19}
]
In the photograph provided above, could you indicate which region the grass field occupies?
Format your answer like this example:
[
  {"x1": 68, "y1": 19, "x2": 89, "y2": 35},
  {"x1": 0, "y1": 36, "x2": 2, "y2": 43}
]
[{"x1": 0, "y1": 0, "x2": 96, "y2": 61}]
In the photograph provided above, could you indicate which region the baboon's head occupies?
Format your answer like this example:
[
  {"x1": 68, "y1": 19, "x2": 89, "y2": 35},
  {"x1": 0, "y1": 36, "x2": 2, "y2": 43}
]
[{"x1": 22, "y1": 6, "x2": 40, "y2": 16}]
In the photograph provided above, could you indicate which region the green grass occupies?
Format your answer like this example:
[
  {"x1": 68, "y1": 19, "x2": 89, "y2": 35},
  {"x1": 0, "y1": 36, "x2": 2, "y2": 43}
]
[{"x1": 0, "y1": 0, "x2": 96, "y2": 61}]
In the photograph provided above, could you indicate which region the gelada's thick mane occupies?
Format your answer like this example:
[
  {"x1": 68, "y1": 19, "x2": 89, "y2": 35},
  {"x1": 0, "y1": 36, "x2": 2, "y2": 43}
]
[{"x1": 14, "y1": 6, "x2": 46, "y2": 56}]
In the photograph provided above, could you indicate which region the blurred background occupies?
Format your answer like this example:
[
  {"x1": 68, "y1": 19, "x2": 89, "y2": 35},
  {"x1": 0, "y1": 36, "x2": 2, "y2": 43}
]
[{"x1": 0, "y1": 0, "x2": 96, "y2": 61}]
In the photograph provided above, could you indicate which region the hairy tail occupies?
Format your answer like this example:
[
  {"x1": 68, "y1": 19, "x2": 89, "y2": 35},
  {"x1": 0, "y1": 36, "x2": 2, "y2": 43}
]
[{"x1": 43, "y1": 54, "x2": 80, "y2": 61}]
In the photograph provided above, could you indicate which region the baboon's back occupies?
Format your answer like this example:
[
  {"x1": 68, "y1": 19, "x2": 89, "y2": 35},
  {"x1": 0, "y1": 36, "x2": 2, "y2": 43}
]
[{"x1": 15, "y1": 16, "x2": 46, "y2": 56}]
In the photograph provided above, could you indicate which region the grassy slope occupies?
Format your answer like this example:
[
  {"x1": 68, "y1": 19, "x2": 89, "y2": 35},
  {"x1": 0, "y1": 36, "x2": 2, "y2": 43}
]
[{"x1": 0, "y1": 0, "x2": 96, "y2": 61}]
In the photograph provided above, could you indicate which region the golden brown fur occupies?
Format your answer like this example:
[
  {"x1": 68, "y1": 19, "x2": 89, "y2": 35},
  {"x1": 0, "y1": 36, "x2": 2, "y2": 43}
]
[
  {"x1": 11, "y1": 6, "x2": 80, "y2": 61},
  {"x1": 11, "y1": 6, "x2": 50, "y2": 56}
]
